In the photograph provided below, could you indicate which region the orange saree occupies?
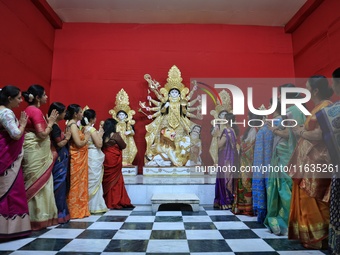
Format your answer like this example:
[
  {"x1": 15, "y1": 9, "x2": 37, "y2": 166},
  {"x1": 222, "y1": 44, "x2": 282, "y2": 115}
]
[
  {"x1": 288, "y1": 100, "x2": 332, "y2": 249},
  {"x1": 67, "y1": 128, "x2": 90, "y2": 219}
]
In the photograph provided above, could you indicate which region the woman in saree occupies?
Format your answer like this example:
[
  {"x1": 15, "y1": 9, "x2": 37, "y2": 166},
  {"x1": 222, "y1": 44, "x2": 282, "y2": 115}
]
[
  {"x1": 48, "y1": 102, "x2": 71, "y2": 224},
  {"x1": 265, "y1": 92, "x2": 306, "y2": 236},
  {"x1": 214, "y1": 113, "x2": 239, "y2": 210},
  {"x1": 81, "y1": 109, "x2": 107, "y2": 214},
  {"x1": 102, "y1": 118, "x2": 134, "y2": 209},
  {"x1": 252, "y1": 112, "x2": 273, "y2": 223},
  {"x1": 64, "y1": 104, "x2": 91, "y2": 219},
  {"x1": 288, "y1": 75, "x2": 333, "y2": 249},
  {"x1": 22, "y1": 84, "x2": 59, "y2": 230},
  {"x1": 316, "y1": 68, "x2": 340, "y2": 254},
  {"x1": 232, "y1": 112, "x2": 260, "y2": 216},
  {"x1": 0, "y1": 85, "x2": 31, "y2": 239}
]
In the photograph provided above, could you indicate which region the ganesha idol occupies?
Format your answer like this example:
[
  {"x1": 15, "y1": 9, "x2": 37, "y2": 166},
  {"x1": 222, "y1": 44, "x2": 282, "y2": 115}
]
[{"x1": 139, "y1": 65, "x2": 203, "y2": 169}]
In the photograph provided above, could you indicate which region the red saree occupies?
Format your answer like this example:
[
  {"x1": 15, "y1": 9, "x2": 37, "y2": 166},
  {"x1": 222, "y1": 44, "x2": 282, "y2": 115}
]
[{"x1": 102, "y1": 134, "x2": 132, "y2": 209}]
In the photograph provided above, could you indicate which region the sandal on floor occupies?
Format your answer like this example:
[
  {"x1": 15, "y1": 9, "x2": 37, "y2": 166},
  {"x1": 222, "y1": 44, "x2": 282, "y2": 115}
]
[{"x1": 220, "y1": 205, "x2": 228, "y2": 210}]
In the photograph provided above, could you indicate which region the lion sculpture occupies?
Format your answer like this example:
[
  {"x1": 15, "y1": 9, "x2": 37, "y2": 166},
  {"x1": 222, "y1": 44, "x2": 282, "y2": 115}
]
[{"x1": 145, "y1": 127, "x2": 189, "y2": 167}]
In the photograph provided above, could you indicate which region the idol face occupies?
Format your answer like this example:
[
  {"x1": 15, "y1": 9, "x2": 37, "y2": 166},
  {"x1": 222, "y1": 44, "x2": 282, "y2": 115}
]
[
  {"x1": 117, "y1": 112, "x2": 127, "y2": 121},
  {"x1": 169, "y1": 89, "x2": 180, "y2": 98}
]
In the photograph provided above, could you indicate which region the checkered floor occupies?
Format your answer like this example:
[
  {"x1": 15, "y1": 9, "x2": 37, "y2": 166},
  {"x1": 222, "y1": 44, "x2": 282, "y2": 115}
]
[{"x1": 0, "y1": 205, "x2": 329, "y2": 255}]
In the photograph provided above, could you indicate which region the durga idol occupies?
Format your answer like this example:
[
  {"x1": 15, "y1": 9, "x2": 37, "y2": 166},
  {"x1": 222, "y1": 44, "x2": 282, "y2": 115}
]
[{"x1": 139, "y1": 65, "x2": 202, "y2": 167}]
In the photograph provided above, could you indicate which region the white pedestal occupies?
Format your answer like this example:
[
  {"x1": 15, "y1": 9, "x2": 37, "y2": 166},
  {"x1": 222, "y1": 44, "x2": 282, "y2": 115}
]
[
  {"x1": 151, "y1": 193, "x2": 200, "y2": 212},
  {"x1": 124, "y1": 175, "x2": 216, "y2": 205},
  {"x1": 122, "y1": 165, "x2": 138, "y2": 175},
  {"x1": 143, "y1": 166, "x2": 205, "y2": 176}
]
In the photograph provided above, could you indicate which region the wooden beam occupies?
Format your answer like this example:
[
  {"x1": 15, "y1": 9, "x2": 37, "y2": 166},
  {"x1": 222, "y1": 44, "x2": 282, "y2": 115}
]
[
  {"x1": 285, "y1": 0, "x2": 324, "y2": 33},
  {"x1": 31, "y1": 0, "x2": 63, "y2": 29}
]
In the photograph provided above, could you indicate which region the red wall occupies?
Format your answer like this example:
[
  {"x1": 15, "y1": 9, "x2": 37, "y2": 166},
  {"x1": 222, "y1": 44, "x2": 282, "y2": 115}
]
[
  {"x1": 1, "y1": 1, "x2": 338, "y2": 173},
  {"x1": 291, "y1": 0, "x2": 340, "y2": 79},
  {"x1": 0, "y1": 0, "x2": 55, "y2": 114},
  {"x1": 51, "y1": 23, "x2": 295, "y2": 172}
]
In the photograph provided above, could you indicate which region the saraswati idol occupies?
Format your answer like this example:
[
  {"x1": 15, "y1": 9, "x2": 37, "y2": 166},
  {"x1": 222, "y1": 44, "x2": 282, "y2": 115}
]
[
  {"x1": 139, "y1": 65, "x2": 202, "y2": 167},
  {"x1": 109, "y1": 89, "x2": 137, "y2": 166}
]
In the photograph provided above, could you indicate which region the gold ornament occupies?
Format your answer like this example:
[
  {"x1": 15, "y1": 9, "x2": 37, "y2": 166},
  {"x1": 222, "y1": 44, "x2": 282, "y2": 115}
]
[
  {"x1": 163, "y1": 65, "x2": 186, "y2": 94},
  {"x1": 112, "y1": 89, "x2": 132, "y2": 115},
  {"x1": 210, "y1": 89, "x2": 232, "y2": 119},
  {"x1": 109, "y1": 89, "x2": 135, "y2": 124}
]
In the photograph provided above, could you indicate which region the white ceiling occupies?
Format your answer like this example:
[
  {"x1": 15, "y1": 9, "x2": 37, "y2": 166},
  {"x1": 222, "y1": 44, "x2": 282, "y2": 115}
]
[{"x1": 46, "y1": 0, "x2": 307, "y2": 27}]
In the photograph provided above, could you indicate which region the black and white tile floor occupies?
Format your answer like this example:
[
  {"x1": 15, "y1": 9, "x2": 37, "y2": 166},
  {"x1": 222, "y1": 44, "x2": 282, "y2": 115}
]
[{"x1": 0, "y1": 205, "x2": 329, "y2": 255}]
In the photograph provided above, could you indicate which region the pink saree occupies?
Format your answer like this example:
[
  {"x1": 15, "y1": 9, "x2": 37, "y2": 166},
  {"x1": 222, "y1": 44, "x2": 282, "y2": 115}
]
[{"x1": 0, "y1": 116, "x2": 31, "y2": 239}]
